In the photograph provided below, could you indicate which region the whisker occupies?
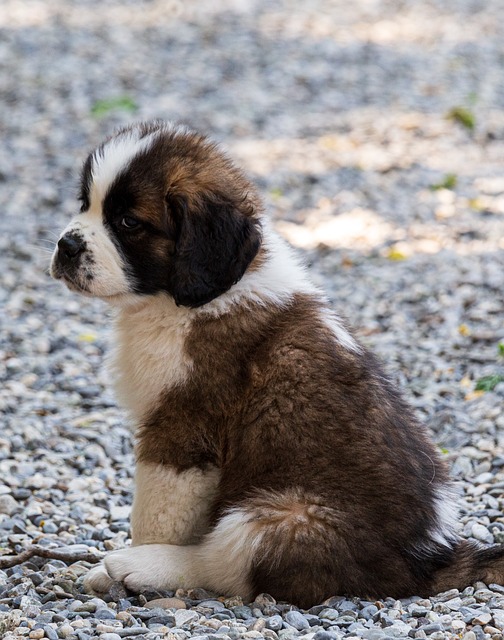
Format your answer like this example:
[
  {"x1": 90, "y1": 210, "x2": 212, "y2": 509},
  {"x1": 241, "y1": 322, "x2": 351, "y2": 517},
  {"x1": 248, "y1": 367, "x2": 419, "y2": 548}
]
[
  {"x1": 45, "y1": 230, "x2": 61, "y2": 240},
  {"x1": 28, "y1": 244, "x2": 55, "y2": 255},
  {"x1": 38, "y1": 238, "x2": 57, "y2": 247},
  {"x1": 37, "y1": 247, "x2": 56, "y2": 255}
]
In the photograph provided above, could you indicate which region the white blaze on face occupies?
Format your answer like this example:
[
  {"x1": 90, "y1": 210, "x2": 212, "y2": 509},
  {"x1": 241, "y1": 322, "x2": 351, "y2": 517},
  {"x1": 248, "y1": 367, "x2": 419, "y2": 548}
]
[
  {"x1": 51, "y1": 128, "x2": 161, "y2": 300},
  {"x1": 89, "y1": 129, "x2": 158, "y2": 207}
]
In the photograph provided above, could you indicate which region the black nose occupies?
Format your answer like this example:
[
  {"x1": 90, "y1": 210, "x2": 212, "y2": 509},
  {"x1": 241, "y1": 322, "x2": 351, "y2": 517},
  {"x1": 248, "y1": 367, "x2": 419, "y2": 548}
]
[{"x1": 57, "y1": 234, "x2": 86, "y2": 263}]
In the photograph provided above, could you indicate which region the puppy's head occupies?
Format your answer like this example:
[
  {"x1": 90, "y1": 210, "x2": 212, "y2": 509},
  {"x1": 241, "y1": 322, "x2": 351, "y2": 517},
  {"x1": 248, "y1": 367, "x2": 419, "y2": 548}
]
[{"x1": 51, "y1": 121, "x2": 262, "y2": 307}]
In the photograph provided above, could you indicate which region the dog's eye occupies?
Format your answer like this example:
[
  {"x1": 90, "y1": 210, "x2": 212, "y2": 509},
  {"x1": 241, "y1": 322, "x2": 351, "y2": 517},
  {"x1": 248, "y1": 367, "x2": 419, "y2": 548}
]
[{"x1": 121, "y1": 216, "x2": 141, "y2": 230}]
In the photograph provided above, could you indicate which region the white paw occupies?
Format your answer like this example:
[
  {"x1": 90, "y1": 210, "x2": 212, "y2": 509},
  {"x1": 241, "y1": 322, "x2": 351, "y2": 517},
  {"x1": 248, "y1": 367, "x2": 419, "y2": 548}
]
[
  {"x1": 104, "y1": 545, "x2": 181, "y2": 592},
  {"x1": 83, "y1": 562, "x2": 115, "y2": 594}
]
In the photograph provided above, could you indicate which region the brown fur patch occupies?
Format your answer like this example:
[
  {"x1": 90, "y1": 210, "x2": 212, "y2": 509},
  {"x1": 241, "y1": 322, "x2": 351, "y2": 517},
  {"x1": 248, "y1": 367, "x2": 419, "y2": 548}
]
[
  {"x1": 136, "y1": 292, "x2": 455, "y2": 603},
  {"x1": 429, "y1": 540, "x2": 504, "y2": 595}
]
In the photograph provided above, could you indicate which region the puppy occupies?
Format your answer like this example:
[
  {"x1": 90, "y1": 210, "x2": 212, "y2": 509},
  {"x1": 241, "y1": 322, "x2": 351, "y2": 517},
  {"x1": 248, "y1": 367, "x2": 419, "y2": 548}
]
[{"x1": 51, "y1": 121, "x2": 504, "y2": 608}]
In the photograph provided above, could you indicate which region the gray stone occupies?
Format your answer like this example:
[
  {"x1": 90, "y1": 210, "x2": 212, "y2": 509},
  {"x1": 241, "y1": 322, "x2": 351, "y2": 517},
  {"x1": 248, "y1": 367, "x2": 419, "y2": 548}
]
[
  {"x1": 418, "y1": 623, "x2": 442, "y2": 634},
  {"x1": 319, "y1": 609, "x2": 339, "y2": 621},
  {"x1": 472, "y1": 611, "x2": 492, "y2": 625},
  {"x1": 444, "y1": 597, "x2": 462, "y2": 610},
  {"x1": 43, "y1": 626, "x2": 59, "y2": 640},
  {"x1": 361, "y1": 629, "x2": 386, "y2": 640},
  {"x1": 147, "y1": 614, "x2": 176, "y2": 626},
  {"x1": 233, "y1": 606, "x2": 253, "y2": 620},
  {"x1": 0, "y1": 494, "x2": 19, "y2": 515},
  {"x1": 386, "y1": 621, "x2": 412, "y2": 637},
  {"x1": 432, "y1": 589, "x2": 459, "y2": 603},
  {"x1": 42, "y1": 521, "x2": 59, "y2": 534},
  {"x1": 57, "y1": 624, "x2": 74, "y2": 638},
  {"x1": 95, "y1": 608, "x2": 117, "y2": 620},
  {"x1": 493, "y1": 612, "x2": 504, "y2": 630},
  {"x1": 471, "y1": 524, "x2": 494, "y2": 544},
  {"x1": 267, "y1": 616, "x2": 284, "y2": 631},
  {"x1": 284, "y1": 611, "x2": 310, "y2": 631},
  {"x1": 174, "y1": 609, "x2": 200, "y2": 627},
  {"x1": 360, "y1": 605, "x2": 379, "y2": 620},
  {"x1": 312, "y1": 632, "x2": 338, "y2": 640},
  {"x1": 69, "y1": 601, "x2": 96, "y2": 613}
]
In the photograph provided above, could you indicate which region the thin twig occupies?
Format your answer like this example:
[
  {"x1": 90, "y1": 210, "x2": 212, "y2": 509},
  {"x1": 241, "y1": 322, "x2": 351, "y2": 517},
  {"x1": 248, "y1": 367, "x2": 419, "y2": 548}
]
[{"x1": 0, "y1": 545, "x2": 104, "y2": 569}]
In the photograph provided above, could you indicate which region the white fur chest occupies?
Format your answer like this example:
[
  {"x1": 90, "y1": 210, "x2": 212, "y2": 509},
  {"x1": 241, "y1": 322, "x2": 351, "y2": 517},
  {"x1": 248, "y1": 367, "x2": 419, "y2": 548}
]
[{"x1": 109, "y1": 296, "x2": 194, "y2": 424}]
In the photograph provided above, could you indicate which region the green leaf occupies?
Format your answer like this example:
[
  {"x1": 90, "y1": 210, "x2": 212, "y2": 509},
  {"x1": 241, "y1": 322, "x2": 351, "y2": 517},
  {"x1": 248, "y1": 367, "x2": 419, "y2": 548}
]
[
  {"x1": 430, "y1": 173, "x2": 458, "y2": 191},
  {"x1": 446, "y1": 106, "x2": 476, "y2": 131},
  {"x1": 475, "y1": 374, "x2": 504, "y2": 392},
  {"x1": 91, "y1": 96, "x2": 138, "y2": 118},
  {"x1": 498, "y1": 342, "x2": 504, "y2": 357}
]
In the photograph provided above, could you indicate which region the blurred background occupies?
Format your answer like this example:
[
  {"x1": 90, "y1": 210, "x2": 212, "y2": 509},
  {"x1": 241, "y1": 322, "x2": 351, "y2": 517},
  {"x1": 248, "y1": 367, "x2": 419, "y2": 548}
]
[
  {"x1": 1, "y1": 0, "x2": 504, "y2": 549},
  {"x1": 2, "y1": 0, "x2": 504, "y2": 252}
]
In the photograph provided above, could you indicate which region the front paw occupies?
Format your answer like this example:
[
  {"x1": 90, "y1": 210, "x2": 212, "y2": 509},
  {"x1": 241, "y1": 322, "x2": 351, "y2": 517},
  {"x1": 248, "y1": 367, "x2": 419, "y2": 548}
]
[
  {"x1": 103, "y1": 545, "x2": 173, "y2": 592},
  {"x1": 83, "y1": 562, "x2": 115, "y2": 594},
  {"x1": 83, "y1": 549, "x2": 151, "y2": 594}
]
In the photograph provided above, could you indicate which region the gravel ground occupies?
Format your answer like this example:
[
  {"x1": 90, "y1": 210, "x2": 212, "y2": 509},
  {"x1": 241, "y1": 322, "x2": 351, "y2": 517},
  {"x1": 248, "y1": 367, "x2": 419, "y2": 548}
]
[{"x1": 1, "y1": 0, "x2": 504, "y2": 638}]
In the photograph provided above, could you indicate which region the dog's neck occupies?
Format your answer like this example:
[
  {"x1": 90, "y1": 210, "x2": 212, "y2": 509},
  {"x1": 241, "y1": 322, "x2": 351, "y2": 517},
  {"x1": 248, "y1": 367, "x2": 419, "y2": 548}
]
[
  {"x1": 202, "y1": 222, "x2": 318, "y2": 316},
  {"x1": 111, "y1": 223, "x2": 317, "y2": 320},
  {"x1": 108, "y1": 224, "x2": 318, "y2": 424}
]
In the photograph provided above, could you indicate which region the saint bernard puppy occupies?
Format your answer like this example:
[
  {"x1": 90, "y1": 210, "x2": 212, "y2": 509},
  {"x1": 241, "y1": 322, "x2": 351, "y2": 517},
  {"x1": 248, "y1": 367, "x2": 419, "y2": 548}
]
[{"x1": 51, "y1": 121, "x2": 504, "y2": 607}]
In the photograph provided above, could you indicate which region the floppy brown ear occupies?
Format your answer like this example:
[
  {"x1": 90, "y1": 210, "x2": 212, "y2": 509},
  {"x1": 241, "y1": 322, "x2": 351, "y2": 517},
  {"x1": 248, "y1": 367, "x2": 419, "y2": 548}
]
[{"x1": 167, "y1": 193, "x2": 261, "y2": 308}]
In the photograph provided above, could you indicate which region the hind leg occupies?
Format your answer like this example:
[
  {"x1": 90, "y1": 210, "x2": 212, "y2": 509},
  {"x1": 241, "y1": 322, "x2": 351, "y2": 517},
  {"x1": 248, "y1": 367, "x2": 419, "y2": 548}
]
[
  {"x1": 93, "y1": 488, "x2": 442, "y2": 604},
  {"x1": 100, "y1": 490, "x2": 352, "y2": 605}
]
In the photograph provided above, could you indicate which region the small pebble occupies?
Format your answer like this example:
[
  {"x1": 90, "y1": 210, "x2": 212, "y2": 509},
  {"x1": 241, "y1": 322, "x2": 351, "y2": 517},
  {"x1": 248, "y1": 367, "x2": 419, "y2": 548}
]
[
  {"x1": 471, "y1": 524, "x2": 494, "y2": 544},
  {"x1": 319, "y1": 609, "x2": 339, "y2": 621},
  {"x1": 267, "y1": 616, "x2": 284, "y2": 631},
  {"x1": 361, "y1": 629, "x2": 386, "y2": 640},
  {"x1": 472, "y1": 612, "x2": 492, "y2": 626},
  {"x1": 0, "y1": 494, "x2": 19, "y2": 515},
  {"x1": 175, "y1": 609, "x2": 200, "y2": 627},
  {"x1": 284, "y1": 611, "x2": 310, "y2": 631},
  {"x1": 43, "y1": 627, "x2": 59, "y2": 640},
  {"x1": 95, "y1": 609, "x2": 117, "y2": 620},
  {"x1": 58, "y1": 623, "x2": 75, "y2": 638}
]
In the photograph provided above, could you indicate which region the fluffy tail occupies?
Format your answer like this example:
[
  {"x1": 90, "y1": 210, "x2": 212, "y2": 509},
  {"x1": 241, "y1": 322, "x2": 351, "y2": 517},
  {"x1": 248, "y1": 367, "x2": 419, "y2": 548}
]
[{"x1": 430, "y1": 540, "x2": 504, "y2": 593}]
